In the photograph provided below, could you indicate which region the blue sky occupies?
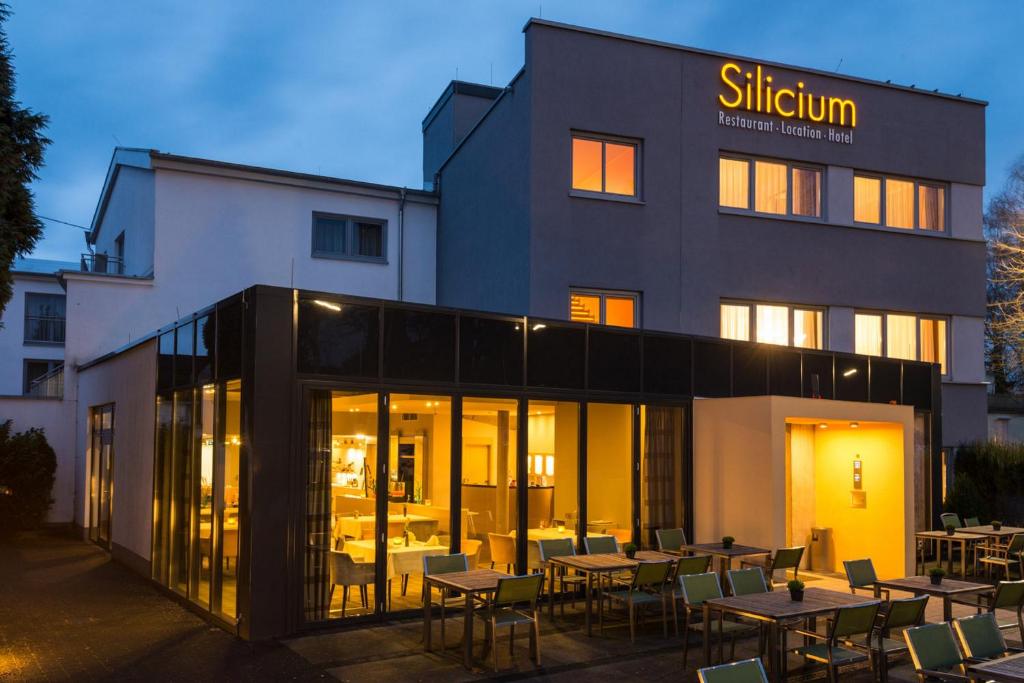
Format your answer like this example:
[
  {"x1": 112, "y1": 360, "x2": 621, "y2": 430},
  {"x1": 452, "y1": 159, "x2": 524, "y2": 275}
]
[{"x1": 11, "y1": 1, "x2": 1024, "y2": 260}]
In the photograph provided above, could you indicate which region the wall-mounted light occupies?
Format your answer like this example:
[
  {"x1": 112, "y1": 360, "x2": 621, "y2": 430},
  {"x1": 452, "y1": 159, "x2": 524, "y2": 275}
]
[
  {"x1": 545, "y1": 455, "x2": 555, "y2": 477},
  {"x1": 843, "y1": 368, "x2": 858, "y2": 377},
  {"x1": 312, "y1": 299, "x2": 341, "y2": 312},
  {"x1": 850, "y1": 421, "x2": 859, "y2": 429},
  {"x1": 534, "y1": 454, "x2": 543, "y2": 476}
]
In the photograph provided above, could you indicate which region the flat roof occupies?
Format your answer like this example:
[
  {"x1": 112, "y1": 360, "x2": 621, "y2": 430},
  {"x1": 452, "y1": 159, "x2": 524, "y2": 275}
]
[
  {"x1": 12, "y1": 257, "x2": 79, "y2": 276},
  {"x1": 523, "y1": 18, "x2": 987, "y2": 106}
]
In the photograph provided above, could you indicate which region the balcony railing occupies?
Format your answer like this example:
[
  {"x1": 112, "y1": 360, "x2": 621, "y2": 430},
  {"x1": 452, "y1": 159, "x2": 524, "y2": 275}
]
[
  {"x1": 27, "y1": 363, "x2": 63, "y2": 399},
  {"x1": 81, "y1": 253, "x2": 124, "y2": 275}
]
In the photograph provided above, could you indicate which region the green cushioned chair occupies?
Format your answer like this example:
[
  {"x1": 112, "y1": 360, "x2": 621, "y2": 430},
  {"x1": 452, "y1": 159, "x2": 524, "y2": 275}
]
[
  {"x1": 679, "y1": 572, "x2": 758, "y2": 668},
  {"x1": 605, "y1": 560, "x2": 674, "y2": 642},
  {"x1": 583, "y1": 535, "x2": 619, "y2": 555},
  {"x1": 537, "y1": 537, "x2": 586, "y2": 615},
  {"x1": 423, "y1": 553, "x2": 469, "y2": 649},
  {"x1": 940, "y1": 512, "x2": 964, "y2": 529},
  {"x1": 740, "y1": 546, "x2": 804, "y2": 589},
  {"x1": 871, "y1": 595, "x2": 928, "y2": 682},
  {"x1": 791, "y1": 601, "x2": 880, "y2": 683},
  {"x1": 954, "y1": 612, "x2": 1024, "y2": 661},
  {"x1": 952, "y1": 579, "x2": 1024, "y2": 642},
  {"x1": 843, "y1": 558, "x2": 889, "y2": 600},
  {"x1": 964, "y1": 517, "x2": 981, "y2": 527},
  {"x1": 481, "y1": 573, "x2": 545, "y2": 673},
  {"x1": 655, "y1": 527, "x2": 687, "y2": 555},
  {"x1": 697, "y1": 657, "x2": 769, "y2": 683},
  {"x1": 903, "y1": 622, "x2": 969, "y2": 683}
]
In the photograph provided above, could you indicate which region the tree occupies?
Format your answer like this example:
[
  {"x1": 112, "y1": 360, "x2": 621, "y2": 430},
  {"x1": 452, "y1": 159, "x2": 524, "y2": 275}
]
[
  {"x1": 0, "y1": 420, "x2": 56, "y2": 537},
  {"x1": 0, "y1": 2, "x2": 50, "y2": 318},
  {"x1": 986, "y1": 156, "x2": 1024, "y2": 394}
]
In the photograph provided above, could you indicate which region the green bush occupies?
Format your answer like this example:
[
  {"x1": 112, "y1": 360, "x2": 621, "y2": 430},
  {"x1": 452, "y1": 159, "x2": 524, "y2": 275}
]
[
  {"x1": 945, "y1": 441, "x2": 1024, "y2": 524},
  {"x1": 0, "y1": 420, "x2": 56, "y2": 537}
]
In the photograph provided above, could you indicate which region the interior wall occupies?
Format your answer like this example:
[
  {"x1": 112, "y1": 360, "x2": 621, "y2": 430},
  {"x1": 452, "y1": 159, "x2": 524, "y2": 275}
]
[
  {"x1": 552, "y1": 402, "x2": 579, "y2": 523},
  {"x1": 788, "y1": 424, "x2": 816, "y2": 560}
]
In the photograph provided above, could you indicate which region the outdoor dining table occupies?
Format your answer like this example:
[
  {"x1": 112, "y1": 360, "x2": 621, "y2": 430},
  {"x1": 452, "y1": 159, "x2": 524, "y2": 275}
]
[
  {"x1": 422, "y1": 568, "x2": 506, "y2": 670},
  {"x1": 968, "y1": 650, "x2": 1024, "y2": 683},
  {"x1": 873, "y1": 575, "x2": 991, "y2": 621},
  {"x1": 680, "y1": 542, "x2": 771, "y2": 584},
  {"x1": 915, "y1": 530, "x2": 988, "y2": 578},
  {"x1": 702, "y1": 587, "x2": 880, "y2": 683},
  {"x1": 548, "y1": 550, "x2": 678, "y2": 635}
]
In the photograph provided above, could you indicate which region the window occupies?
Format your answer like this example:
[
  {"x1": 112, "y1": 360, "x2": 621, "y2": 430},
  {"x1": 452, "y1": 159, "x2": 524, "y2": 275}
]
[
  {"x1": 24, "y1": 292, "x2": 66, "y2": 344},
  {"x1": 854, "y1": 310, "x2": 949, "y2": 374},
  {"x1": 23, "y1": 359, "x2": 61, "y2": 395},
  {"x1": 854, "y1": 174, "x2": 947, "y2": 232},
  {"x1": 719, "y1": 301, "x2": 825, "y2": 349},
  {"x1": 311, "y1": 213, "x2": 386, "y2": 261},
  {"x1": 569, "y1": 289, "x2": 638, "y2": 328},
  {"x1": 719, "y1": 155, "x2": 822, "y2": 219},
  {"x1": 571, "y1": 135, "x2": 638, "y2": 197}
]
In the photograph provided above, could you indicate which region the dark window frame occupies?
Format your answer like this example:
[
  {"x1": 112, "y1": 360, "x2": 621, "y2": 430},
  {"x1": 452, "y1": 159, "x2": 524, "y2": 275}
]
[
  {"x1": 310, "y1": 211, "x2": 388, "y2": 264},
  {"x1": 23, "y1": 358, "x2": 62, "y2": 394},
  {"x1": 23, "y1": 291, "x2": 66, "y2": 345}
]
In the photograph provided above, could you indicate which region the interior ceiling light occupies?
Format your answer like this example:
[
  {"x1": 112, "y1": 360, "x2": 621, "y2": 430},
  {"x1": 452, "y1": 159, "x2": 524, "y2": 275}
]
[
  {"x1": 850, "y1": 422, "x2": 859, "y2": 429},
  {"x1": 312, "y1": 299, "x2": 341, "y2": 312},
  {"x1": 818, "y1": 423, "x2": 828, "y2": 429},
  {"x1": 532, "y1": 323, "x2": 546, "y2": 331},
  {"x1": 842, "y1": 368, "x2": 858, "y2": 377}
]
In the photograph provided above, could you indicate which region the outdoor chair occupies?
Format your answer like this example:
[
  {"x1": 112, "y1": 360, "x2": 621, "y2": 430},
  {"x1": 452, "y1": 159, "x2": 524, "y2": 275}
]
[
  {"x1": 697, "y1": 658, "x2": 769, "y2": 683},
  {"x1": 537, "y1": 538, "x2": 587, "y2": 615},
  {"x1": 605, "y1": 560, "x2": 674, "y2": 642},
  {"x1": 977, "y1": 534, "x2": 1024, "y2": 581},
  {"x1": 965, "y1": 517, "x2": 981, "y2": 527},
  {"x1": 726, "y1": 567, "x2": 770, "y2": 656},
  {"x1": 740, "y1": 546, "x2": 804, "y2": 589},
  {"x1": 843, "y1": 558, "x2": 889, "y2": 601},
  {"x1": 940, "y1": 512, "x2": 964, "y2": 530},
  {"x1": 479, "y1": 573, "x2": 544, "y2": 673},
  {"x1": 679, "y1": 572, "x2": 759, "y2": 668},
  {"x1": 950, "y1": 579, "x2": 1024, "y2": 642},
  {"x1": 655, "y1": 527, "x2": 687, "y2": 555},
  {"x1": 328, "y1": 550, "x2": 374, "y2": 617},
  {"x1": 583, "y1": 535, "x2": 619, "y2": 554},
  {"x1": 870, "y1": 595, "x2": 929, "y2": 682},
  {"x1": 423, "y1": 553, "x2": 468, "y2": 649},
  {"x1": 488, "y1": 533, "x2": 516, "y2": 573},
  {"x1": 903, "y1": 622, "x2": 969, "y2": 683},
  {"x1": 790, "y1": 601, "x2": 881, "y2": 683},
  {"x1": 954, "y1": 612, "x2": 1024, "y2": 662},
  {"x1": 676, "y1": 554, "x2": 713, "y2": 578}
]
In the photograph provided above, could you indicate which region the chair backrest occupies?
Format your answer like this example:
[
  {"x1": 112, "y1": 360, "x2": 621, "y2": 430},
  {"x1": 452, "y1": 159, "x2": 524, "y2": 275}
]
[
  {"x1": 843, "y1": 558, "x2": 878, "y2": 590},
  {"x1": 462, "y1": 539, "x2": 482, "y2": 569},
  {"x1": 940, "y1": 512, "x2": 963, "y2": 529},
  {"x1": 965, "y1": 517, "x2": 981, "y2": 527},
  {"x1": 954, "y1": 613, "x2": 1009, "y2": 660},
  {"x1": 882, "y1": 595, "x2": 929, "y2": 630},
  {"x1": 656, "y1": 527, "x2": 687, "y2": 552},
  {"x1": 832, "y1": 602, "x2": 881, "y2": 639},
  {"x1": 538, "y1": 537, "x2": 575, "y2": 562},
  {"x1": 697, "y1": 658, "x2": 769, "y2": 683},
  {"x1": 424, "y1": 553, "x2": 468, "y2": 576},
  {"x1": 583, "y1": 535, "x2": 619, "y2": 554},
  {"x1": 771, "y1": 546, "x2": 805, "y2": 571},
  {"x1": 488, "y1": 533, "x2": 516, "y2": 563},
  {"x1": 633, "y1": 560, "x2": 673, "y2": 589},
  {"x1": 493, "y1": 573, "x2": 544, "y2": 607},
  {"x1": 904, "y1": 623, "x2": 966, "y2": 673},
  {"x1": 728, "y1": 567, "x2": 768, "y2": 596},
  {"x1": 991, "y1": 580, "x2": 1024, "y2": 611},
  {"x1": 679, "y1": 572, "x2": 723, "y2": 607},
  {"x1": 1007, "y1": 534, "x2": 1024, "y2": 555},
  {"x1": 677, "y1": 554, "x2": 713, "y2": 577}
]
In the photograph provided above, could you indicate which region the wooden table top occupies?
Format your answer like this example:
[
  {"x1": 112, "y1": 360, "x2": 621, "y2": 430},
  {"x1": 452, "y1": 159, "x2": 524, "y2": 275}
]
[
  {"x1": 916, "y1": 530, "x2": 988, "y2": 541},
  {"x1": 424, "y1": 568, "x2": 507, "y2": 593},
  {"x1": 961, "y1": 525, "x2": 1024, "y2": 537},
  {"x1": 550, "y1": 551, "x2": 676, "y2": 573},
  {"x1": 681, "y1": 542, "x2": 771, "y2": 557},
  {"x1": 969, "y1": 651, "x2": 1024, "y2": 683},
  {"x1": 874, "y1": 576, "x2": 992, "y2": 596},
  {"x1": 706, "y1": 587, "x2": 879, "y2": 620}
]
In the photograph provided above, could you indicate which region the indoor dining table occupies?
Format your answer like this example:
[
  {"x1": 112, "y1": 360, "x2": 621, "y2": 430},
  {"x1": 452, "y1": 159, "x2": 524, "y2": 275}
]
[{"x1": 423, "y1": 568, "x2": 506, "y2": 670}]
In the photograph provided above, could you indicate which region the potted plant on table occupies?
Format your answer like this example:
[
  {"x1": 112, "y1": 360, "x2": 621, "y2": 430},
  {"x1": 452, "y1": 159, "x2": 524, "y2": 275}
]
[
  {"x1": 721, "y1": 536, "x2": 735, "y2": 550},
  {"x1": 787, "y1": 579, "x2": 805, "y2": 601},
  {"x1": 624, "y1": 542, "x2": 638, "y2": 559},
  {"x1": 992, "y1": 520, "x2": 1003, "y2": 531},
  {"x1": 944, "y1": 524, "x2": 957, "y2": 536},
  {"x1": 929, "y1": 567, "x2": 946, "y2": 585}
]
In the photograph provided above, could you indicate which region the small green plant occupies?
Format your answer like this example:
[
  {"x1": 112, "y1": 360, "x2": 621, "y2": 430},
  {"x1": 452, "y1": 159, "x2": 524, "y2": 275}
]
[
  {"x1": 787, "y1": 579, "x2": 805, "y2": 591},
  {"x1": 623, "y1": 542, "x2": 638, "y2": 558},
  {"x1": 722, "y1": 535, "x2": 735, "y2": 544},
  {"x1": 992, "y1": 520, "x2": 1003, "y2": 530},
  {"x1": 929, "y1": 567, "x2": 946, "y2": 577}
]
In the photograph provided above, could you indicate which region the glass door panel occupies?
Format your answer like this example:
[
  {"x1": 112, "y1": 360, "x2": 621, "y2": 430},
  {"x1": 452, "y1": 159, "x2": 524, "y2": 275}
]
[
  {"x1": 191, "y1": 385, "x2": 215, "y2": 608},
  {"x1": 586, "y1": 402, "x2": 633, "y2": 548},
  {"x1": 639, "y1": 405, "x2": 687, "y2": 549},
  {"x1": 89, "y1": 405, "x2": 115, "y2": 548},
  {"x1": 526, "y1": 400, "x2": 578, "y2": 567},
  {"x1": 170, "y1": 389, "x2": 193, "y2": 595},
  {"x1": 216, "y1": 380, "x2": 242, "y2": 620}
]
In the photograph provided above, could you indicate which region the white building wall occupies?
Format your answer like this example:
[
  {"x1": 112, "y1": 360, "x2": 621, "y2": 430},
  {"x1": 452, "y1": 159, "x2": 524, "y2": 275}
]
[
  {"x1": 0, "y1": 273, "x2": 67, "y2": 396},
  {"x1": 91, "y1": 164, "x2": 156, "y2": 277},
  {"x1": 0, "y1": 396, "x2": 76, "y2": 523}
]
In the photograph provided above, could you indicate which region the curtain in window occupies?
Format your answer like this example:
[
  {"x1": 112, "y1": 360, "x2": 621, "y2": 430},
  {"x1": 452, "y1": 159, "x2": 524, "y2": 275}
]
[
  {"x1": 755, "y1": 161, "x2": 787, "y2": 214},
  {"x1": 794, "y1": 309, "x2": 823, "y2": 349},
  {"x1": 756, "y1": 305, "x2": 789, "y2": 345},
  {"x1": 885, "y1": 179, "x2": 914, "y2": 228},
  {"x1": 854, "y1": 176, "x2": 881, "y2": 223},
  {"x1": 886, "y1": 314, "x2": 917, "y2": 360},
  {"x1": 720, "y1": 304, "x2": 750, "y2": 341},
  {"x1": 918, "y1": 186, "x2": 945, "y2": 231},
  {"x1": 719, "y1": 158, "x2": 749, "y2": 209},
  {"x1": 920, "y1": 318, "x2": 947, "y2": 373},
  {"x1": 356, "y1": 222, "x2": 382, "y2": 257},
  {"x1": 304, "y1": 389, "x2": 333, "y2": 622},
  {"x1": 643, "y1": 406, "x2": 681, "y2": 547},
  {"x1": 314, "y1": 218, "x2": 346, "y2": 254},
  {"x1": 855, "y1": 314, "x2": 882, "y2": 356},
  {"x1": 791, "y1": 168, "x2": 821, "y2": 217}
]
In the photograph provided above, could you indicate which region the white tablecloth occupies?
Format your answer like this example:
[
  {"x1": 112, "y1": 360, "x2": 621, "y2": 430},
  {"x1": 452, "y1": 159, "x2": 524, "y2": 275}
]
[
  {"x1": 335, "y1": 514, "x2": 438, "y2": 541},
  {"x1": 343, "y1": 539, "x2": 448, "y2": 579}
]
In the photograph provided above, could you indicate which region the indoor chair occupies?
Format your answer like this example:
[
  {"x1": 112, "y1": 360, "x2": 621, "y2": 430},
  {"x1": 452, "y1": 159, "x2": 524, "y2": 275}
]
[
  {"x1": 462, "y1": 539, "x2": 482, "y2": 569},
  {"x1": 488, "y1": 532, "x2": 517, "y2": 573},
  {"x1": 328, "y1": 550, "x2": 375, "y2": 617}
]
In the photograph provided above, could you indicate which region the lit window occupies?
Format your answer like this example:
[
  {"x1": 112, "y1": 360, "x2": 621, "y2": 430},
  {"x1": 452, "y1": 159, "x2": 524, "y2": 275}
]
[
  {"x1": 793, "y1": 308, "x2": 824, "y2": 350},
  {"x1": 855, "y1": 313, "x2": 883, "y2": 356},
  {"x1": 720, "y1": 304, "x2": 751, "y2": 341},
  {"x1": 920, "y1": 317, "x2": 947, "y2": 374},
  {"x1": 571, "y1": 135, "x2": 638, "y2": 197},
  {"x1": 719, "y1": 158, "x2": 749, "y2": 209},
  {"x1": 919, "y1": 185, "x2": 945, "y2": 231},
  {"x1": 569, "y1": 289, "x2": 638, "y2": 327},
  {"x1": 754, "y1": 161, "x2": 788, "y2": 215},
  {"x1": 886, "y1": 314, "x2": 917, "y2": 360},
  {"x1": 885, "y1": 179, "x2": 915, "y2": 229},
  {"x1": 854, "y1": 176, "x2": 881, "y2": 224},
  {"x1": 312, "y1": 213, "x2": 385, "y2": 261},
  {"x1": 791, "y1": 167, "x2": 821, "y2": 217},
  {"x1": 756, "y1": 305, "x2": 789, "y2": 345}
]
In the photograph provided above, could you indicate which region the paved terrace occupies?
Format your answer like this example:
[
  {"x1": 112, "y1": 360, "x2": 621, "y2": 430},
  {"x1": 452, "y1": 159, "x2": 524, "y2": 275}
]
[{"x1": 1, "y1": 530, "x2": 1019, "y2": 681}]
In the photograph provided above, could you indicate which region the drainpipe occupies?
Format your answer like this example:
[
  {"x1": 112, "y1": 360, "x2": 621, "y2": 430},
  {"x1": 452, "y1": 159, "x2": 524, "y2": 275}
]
[{"x1": 397, "y1": 188, "x2": 406, "y2": 301}]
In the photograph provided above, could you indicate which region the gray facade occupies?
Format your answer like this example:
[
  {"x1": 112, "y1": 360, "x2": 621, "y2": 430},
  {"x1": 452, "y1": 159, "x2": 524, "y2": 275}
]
[{"x1": 431, "y1": 19, "x2": 988, "y2": 447}]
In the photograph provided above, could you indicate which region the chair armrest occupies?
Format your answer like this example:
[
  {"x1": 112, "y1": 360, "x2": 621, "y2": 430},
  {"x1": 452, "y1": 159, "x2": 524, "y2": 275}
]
[{"x1": 787, "y1": 628, "x2": 826, "y2": 641}]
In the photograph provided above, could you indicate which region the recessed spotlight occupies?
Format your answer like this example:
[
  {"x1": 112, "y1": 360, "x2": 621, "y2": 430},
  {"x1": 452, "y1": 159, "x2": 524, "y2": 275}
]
[
  {"x1": 818, "y1": 423, "x2": 828, "y2": 429},
  {"x1": 850, "y1": 422, "x2": 859, "y2": 429}
]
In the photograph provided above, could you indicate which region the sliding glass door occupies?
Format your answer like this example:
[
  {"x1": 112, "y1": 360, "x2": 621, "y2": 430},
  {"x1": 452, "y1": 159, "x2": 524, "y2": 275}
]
[{"x1": 88, "y1": 404, "x2": 115, "y2": 548}]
